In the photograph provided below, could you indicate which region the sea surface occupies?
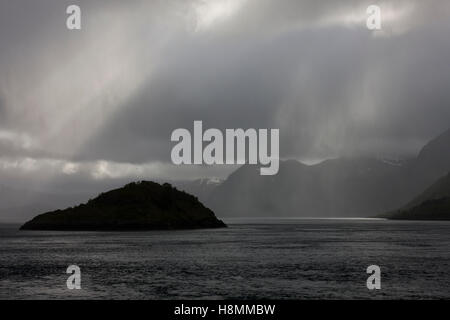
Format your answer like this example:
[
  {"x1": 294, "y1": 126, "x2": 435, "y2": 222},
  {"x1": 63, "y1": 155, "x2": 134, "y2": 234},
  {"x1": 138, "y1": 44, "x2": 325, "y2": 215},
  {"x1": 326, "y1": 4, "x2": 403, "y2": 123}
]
[{"x1": 0, "y1": 219, "x2": 449, "y2": 299}]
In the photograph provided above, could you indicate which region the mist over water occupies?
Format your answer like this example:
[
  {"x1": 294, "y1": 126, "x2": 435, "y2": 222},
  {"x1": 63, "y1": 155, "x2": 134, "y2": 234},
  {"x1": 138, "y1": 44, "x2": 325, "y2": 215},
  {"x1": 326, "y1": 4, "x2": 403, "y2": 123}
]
[{"x1": 1, "y1": 220, "x2": 449, "y2": 299}]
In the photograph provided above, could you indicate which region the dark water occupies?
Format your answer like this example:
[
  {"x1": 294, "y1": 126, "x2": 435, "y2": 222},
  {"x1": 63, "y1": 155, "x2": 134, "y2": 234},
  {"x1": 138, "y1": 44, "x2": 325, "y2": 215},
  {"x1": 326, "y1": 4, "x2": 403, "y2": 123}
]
[{"x1": 0, "y1": 219, "x2": 449, "y2": 299}]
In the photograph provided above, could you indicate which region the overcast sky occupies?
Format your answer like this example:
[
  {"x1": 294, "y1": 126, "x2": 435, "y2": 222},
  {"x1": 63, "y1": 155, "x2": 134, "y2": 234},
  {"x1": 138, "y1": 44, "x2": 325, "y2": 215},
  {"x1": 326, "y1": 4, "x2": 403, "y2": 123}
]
[{"x1": 1, "y1": 0, "x2": 450, "y2": 193}]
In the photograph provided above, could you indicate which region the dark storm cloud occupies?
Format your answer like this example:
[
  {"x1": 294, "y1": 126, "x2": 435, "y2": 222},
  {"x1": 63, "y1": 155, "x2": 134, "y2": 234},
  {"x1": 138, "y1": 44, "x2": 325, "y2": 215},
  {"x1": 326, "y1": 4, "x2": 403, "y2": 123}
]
[
  {"x1": 0, "y1": 0, "x2": 449, "y2": 176},
  {"x1": 79, "y1": 31, "x2": 300, "y2": 163},
  {"x1": 78, "y1": 10, "x2": 450, "y2": 163},
  {"x1": 0, "y1": 95, "x2": 5, "y2": 124}
]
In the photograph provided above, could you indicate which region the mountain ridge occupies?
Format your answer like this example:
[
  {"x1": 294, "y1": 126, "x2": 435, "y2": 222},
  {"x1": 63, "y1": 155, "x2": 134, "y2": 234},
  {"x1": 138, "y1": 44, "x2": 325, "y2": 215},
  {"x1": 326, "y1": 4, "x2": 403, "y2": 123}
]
[
  {"x1": 205, "y1": 128, "x2": 450, "y2": 218},
  {"x1": 381, "y1": 172, "x2": 450, "y2": 220}
]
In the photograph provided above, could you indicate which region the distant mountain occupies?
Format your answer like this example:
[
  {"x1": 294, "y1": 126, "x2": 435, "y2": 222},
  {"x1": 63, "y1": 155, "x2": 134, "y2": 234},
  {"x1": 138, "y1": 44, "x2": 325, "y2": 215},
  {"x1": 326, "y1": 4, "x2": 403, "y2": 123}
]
[
  {"x1": 10, "y1": 129, "x2": 450, "y2": 222},
  {"x1": 401, "y1": 172, "x2": 450, "y2": 209},
  {"x1": 206, "y1": 128, "x2": 450, "y2": 218},
  {"x1": 21, "y1": 181, "x2": 226, "y2": 231},
  {"x1": 382, "y1": 172, "x2": 450, "y2": 220},
  {"x1": 174, "y1": 178, "x2": 223, "y2": 203},
  {"x1": 409, "y1": 128, "x2": 450, "y2": 189},
  {"x1": 207, "y1": 158, "x2": 409, "y2": 217}
]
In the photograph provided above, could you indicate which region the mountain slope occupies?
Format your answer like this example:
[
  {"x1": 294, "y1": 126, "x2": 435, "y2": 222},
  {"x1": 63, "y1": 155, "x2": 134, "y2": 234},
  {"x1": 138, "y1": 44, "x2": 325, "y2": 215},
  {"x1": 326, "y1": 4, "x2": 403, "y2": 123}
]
[
  {"x1": 383, "y1": 172, "x2": 450, "y2": 220},
  {"x1": 206, "y1": 128, "x2": 450, "y2": 218},
  {"x1": 21, "y1": 181, "x2": 226, "y2": 230},
  {"x1": 407, "y1": 128, "x2": 450, "y2": 192},
  {"x1": 207, "y1": 158, "x2": 410, "y2": 217}
]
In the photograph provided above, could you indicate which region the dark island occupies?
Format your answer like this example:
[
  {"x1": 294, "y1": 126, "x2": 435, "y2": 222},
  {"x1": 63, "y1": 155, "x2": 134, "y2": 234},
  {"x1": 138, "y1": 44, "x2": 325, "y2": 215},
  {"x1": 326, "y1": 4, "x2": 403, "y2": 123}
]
[{"x1": 20, "y1": 181, "x2": 227, "y2": 231}]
